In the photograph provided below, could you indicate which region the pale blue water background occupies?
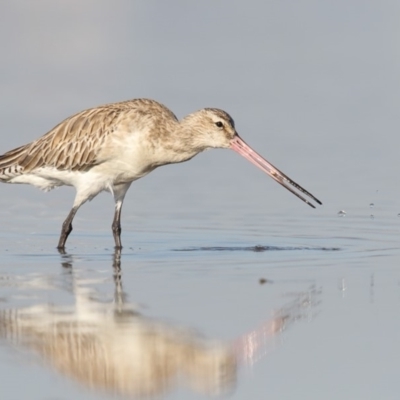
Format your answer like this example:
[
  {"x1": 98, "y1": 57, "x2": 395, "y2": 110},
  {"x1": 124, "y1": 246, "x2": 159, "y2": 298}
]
[{"x1": 1, "y1": 1, "x2": 400, "y2": 399}]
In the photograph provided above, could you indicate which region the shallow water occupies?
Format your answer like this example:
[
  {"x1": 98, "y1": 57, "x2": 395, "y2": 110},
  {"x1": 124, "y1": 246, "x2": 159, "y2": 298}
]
[{"x1": 1, "y1": 192, "x2": 400, "y2": 400}]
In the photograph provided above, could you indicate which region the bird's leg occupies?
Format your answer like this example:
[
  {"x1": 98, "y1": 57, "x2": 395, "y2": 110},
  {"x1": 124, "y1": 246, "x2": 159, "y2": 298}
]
[
  {"x1": 112, "y1": 201, "x2": 123, "y2": 249},
  {"x1": 112, "y1": 248, "x2": 127, "y2": 309},
  {"x1": 111, "y1": 182, "x2": 132, "y2": 250},
  {"x1": 57, "y1": 206, "x2": 78, "y2": 250}
]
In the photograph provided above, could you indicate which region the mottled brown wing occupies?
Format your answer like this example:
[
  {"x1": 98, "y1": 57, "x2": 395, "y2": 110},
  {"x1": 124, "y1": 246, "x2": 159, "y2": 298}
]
[
  {"x1": 17, "y1": 106, "x2": 123, "y2": 172},
  {"x1": 0, "y1": 98, "x2": 178, "y2": 176}
]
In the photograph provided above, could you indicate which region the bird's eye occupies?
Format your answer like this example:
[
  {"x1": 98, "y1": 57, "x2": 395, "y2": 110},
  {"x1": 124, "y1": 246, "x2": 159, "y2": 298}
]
[{"x1": 215, "y1": 121, "x2": 224, "y2": 128}]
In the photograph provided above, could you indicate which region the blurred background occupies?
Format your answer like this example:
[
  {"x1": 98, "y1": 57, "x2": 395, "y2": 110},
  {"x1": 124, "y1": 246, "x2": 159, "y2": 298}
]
[{"x1": 1, "y1": 0, "x2": 399, "y2": 224}]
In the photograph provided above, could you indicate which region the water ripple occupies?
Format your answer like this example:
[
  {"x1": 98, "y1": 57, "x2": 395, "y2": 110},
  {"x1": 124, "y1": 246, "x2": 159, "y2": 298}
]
[{"x1": 173, "y1": 245, "x2": 341, "y2": 252}]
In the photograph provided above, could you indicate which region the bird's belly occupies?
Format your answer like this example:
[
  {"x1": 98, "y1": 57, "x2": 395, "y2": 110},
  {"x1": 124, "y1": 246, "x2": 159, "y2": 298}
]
[
  {"x1": 112, "y1": 167, "x2": 156, "y2": 185},
  {"x1": 9, "y1": 167, "x2": 109, "y2": 196},
  {"x1": 9, "y1": 169, "x2": 75, "y2": 191},
  {"x1": 95, "y1": 158, "x2": 156, "y2": 186}
]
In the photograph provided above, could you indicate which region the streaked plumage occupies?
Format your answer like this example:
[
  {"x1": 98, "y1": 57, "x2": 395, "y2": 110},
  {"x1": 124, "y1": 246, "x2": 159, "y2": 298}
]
[{"x1": 0, "y1": 98, "x2": 321, "y2": 249}]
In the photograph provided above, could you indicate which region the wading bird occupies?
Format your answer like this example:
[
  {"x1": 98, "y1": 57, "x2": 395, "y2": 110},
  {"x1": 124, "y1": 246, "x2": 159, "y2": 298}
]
[{"x1": 0, "y1": 99, "x2": 321, "y2": 249}]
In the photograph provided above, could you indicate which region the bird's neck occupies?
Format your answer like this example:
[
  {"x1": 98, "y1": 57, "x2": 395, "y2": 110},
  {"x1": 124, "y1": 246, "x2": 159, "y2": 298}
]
[
  {"x1": 171, "y1": 122, "x2": 207, "y2": 160},
  {"x1": 147, "y1": 122, "x2": 203, "y2": 167}
]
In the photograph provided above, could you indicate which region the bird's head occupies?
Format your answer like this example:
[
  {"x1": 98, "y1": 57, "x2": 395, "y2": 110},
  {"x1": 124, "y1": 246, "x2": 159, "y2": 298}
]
[
  {"x1": 175, "y1": 108, "x2": 322, "y2": 208},
  {"x1": 180, "y1": 108, "x2": 237, "y2": 150},
  {"x1": 177, "y1": 107, "x2": 322, "y2": 208}
]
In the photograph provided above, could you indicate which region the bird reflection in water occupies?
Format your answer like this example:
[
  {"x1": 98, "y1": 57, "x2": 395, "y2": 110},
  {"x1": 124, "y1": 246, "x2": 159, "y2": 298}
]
[{"x1": 0, "y1": 251, "x2": 319, "y2": 399}]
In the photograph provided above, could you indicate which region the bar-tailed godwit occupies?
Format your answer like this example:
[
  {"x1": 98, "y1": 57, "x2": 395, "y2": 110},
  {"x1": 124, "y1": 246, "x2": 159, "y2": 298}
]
[{"x1": 0, "y1": 99, "x2": 321, "y2": 249}]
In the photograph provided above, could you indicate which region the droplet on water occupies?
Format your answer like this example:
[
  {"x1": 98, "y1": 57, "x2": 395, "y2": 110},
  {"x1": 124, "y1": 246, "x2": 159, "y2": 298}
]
[
  {"x1": 369, "y1": 203, "x2": 374, "y2": 208},
  {"x1": 397, "y1": 213, "x2": 400, "y2": 218},
  {"x1": 337, "y1": 210, "x2": 346, "y2": 217},
  {"x1": 370, "y1": 214, "x2": 374, "y2": 219}
]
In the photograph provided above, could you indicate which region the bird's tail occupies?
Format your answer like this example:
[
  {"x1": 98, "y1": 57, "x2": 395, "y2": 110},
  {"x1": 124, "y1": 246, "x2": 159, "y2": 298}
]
[{"x1": 0, "y1": 145, "x2": 26, "y2": 182}]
